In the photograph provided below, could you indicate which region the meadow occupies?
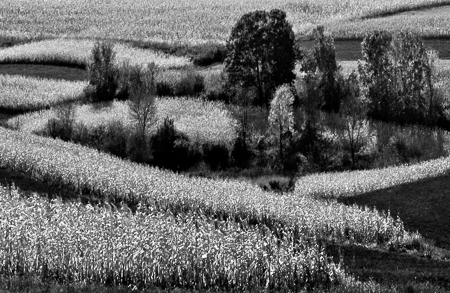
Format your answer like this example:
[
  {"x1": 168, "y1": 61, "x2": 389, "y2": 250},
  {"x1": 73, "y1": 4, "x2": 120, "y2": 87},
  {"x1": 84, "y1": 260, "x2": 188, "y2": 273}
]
[
  {"x1": 0, "y1": 74, "x2": 87, "y2": 112},
  {"x1": 0, "y1": 39, "x2": 191, "y2": 69},
  {"x1": 0, "y1": 0, "x2": 449, "y2": 44},
  {"x1": 7, "y1": 98, "x2": 238, "y2": 145}
]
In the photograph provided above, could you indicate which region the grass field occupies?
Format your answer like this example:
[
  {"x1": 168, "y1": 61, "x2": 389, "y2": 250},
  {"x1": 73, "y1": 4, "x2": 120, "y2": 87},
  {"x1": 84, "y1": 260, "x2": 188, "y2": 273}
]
[
  {"x1": 0, "y1": 0, "x2": 449, "y2": 44},
  {"x1": 0, "y1": 39, "x2": 191, "y2": 69},
  {"x1": 8, "y1": 98, "x2": 238, "y2": 145},
  {"x1": 0, "y1": 74, "x2": 87, "y2": 112}
]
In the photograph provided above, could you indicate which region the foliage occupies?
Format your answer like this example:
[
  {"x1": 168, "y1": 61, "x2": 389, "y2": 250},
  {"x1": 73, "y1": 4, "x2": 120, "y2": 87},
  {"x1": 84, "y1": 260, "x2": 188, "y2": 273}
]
[
  {"x1": 224, "y1": 9, "x2": 296, "y2": 107},
  {"x1": 87, "y1": 41, "x2": 119, "y2": 103},
  {"x1": 299, "y1": 26, "x2": 343, "y2": 113},
  {"x1": 267, "y1": 84, "x2": 296, "y2": 166},
  {"x1": 0, "y1": 127, "x2": 416, "y2": 247},
  {"x1": 338, "y1": 72, "x2": 370, "y2": 168},
  {"x1": 359, "y1": 30, "x2": 439, "y2": 126},
  {"x1": 203, "y1": 143, "x2": 229, "y2": 171},
  {"x1": 128, "y1": 63, "x2": 158, "y2": 136}
]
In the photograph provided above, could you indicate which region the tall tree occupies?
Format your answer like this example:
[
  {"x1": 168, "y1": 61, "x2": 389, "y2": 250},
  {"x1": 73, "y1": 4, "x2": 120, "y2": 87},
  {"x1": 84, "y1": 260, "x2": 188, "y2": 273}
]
[{"x1": 224, "y1": 9, "x2": 296, "y2": 107}]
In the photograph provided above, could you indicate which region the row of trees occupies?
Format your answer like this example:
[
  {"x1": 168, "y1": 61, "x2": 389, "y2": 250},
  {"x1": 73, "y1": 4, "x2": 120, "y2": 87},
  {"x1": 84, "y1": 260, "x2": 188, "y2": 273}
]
[
  {"x1": 222, "y1": 9, "x2": 449, "y2": 172},
  {"x1": 80, "y1": 9, "x2": 449, "y2": 175}
]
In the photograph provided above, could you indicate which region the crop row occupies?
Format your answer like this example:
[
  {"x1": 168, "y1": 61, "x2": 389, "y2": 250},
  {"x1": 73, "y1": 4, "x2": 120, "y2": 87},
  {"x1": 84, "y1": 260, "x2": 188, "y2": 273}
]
[
  {"x1": 0, "y1": 0, "x2": 447, "y2": 43},
  {"x1": 0, "y1": 39, "x2": 190, "y2": 69},
  {"x1": 0, "y1": 127, "x2": 415, "y2": 247},
  {"x1": 0, "y1": 185, "x2": 342, "y2": 291},
  {"x1": 8, "y1": 98, "x2": 238, "y2": 145},
  {"x1": 0, "y1": 74, "x2": 87, "y2": 112}
]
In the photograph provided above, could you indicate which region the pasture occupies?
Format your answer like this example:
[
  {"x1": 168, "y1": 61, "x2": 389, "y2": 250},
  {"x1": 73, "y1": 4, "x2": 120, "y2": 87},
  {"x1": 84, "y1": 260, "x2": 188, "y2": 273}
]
[{"x1": 1, "y1": 0, "x2": 450, "y2": 292}]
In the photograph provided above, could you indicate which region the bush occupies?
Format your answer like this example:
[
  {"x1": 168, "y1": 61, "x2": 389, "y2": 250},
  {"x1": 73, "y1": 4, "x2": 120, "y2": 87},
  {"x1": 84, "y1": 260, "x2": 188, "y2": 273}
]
[
  {"x1": 46, "y1": 118, "x2": 73, "y2": 141},
  {"x1": 150, "y1": 117, "x2": 200, "y2": 171},
  {"x1": 87, "y1": 41, "x2": 119, "y2": 103},
  {"x1": 103, "y1": 121, "x2": 128, "y2": 159},
  {"x1": 156, "y1": 81, "x2": 174, "y2": 96},
  {"x1": 203, "y1": 143, "x2": 229, "y2": 171},
  {"x1": 174, "y1": 71, "x2": 205, "y2": 96},
  {"x1": 231, "y1": 133, "x2": 253, "y2": 169},
  {"x1": 172, "y1": 137, "x2": 203, "y2": 171}
]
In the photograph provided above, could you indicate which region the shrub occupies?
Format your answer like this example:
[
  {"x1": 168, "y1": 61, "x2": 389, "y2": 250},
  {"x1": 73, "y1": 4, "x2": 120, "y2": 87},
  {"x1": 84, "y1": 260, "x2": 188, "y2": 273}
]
[
  {"x1": 231, "y1": 132, "x2": 253, "y2": 169},
  {"x1": 225, "y1": 9, "x2": 296, "y2": 107},
  {"x1": 172, "y1": 137, "x2": 203, "y2": 171},
  {"x1": 203, "y1": 143, "x2": 229, "y2": 171},
  {"x1": 45, "y1": 103, "x2": 76, "y2": 141},
  {"x1": 156, "y1": 80, "x2": 173, "y2": 96},
  {"x1": 174, "y1": 70, "x2": 205, "y2": 96},
  {"x1": 103, "y1": 121, "x2": 128, "y2": 159},
  {"x1": 87, "y1": 41, "x2": 119, "y2": 103}
]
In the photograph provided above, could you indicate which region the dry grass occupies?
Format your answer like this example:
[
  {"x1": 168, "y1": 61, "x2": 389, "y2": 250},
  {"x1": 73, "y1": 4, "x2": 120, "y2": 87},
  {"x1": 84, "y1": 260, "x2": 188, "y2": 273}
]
[{"x1": 0, "y1": 0, "x2": 448, "y2": 43}]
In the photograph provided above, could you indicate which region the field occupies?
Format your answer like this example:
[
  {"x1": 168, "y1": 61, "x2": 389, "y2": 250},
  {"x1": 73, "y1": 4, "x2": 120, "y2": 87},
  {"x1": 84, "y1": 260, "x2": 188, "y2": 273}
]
[
  {"x1": 0, "y1": 0, "x2": 449, "y2": 44},
  {"x1": 1, "y1": 0, "x2": 450, "y2": 292}
]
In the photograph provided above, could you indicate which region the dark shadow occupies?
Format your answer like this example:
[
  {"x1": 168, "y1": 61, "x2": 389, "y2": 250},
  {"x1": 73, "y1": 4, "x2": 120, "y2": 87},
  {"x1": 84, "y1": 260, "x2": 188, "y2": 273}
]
[
  {"x1": 0, "y1": 64, "x2": 88, "y2": 81},
  {"x1": 326, "y1": 244, "x2": 450, "y2": 289},
  {"x1": 338, "y1": 174, "x2": 450, "y2": 250}
]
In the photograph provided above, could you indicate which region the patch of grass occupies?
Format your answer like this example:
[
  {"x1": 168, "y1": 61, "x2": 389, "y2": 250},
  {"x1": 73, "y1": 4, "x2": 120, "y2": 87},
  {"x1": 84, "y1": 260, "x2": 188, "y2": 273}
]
[{"x1": 0, "y1": 64, "x2": 88, "y2": 81}]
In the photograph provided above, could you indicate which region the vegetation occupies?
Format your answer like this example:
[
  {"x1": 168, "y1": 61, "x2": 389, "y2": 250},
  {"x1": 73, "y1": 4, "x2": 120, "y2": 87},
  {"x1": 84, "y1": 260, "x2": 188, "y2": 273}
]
[
  {"x1": 224, "y1": 9, "x2": 296, "y2": 106},
  {"x1": 0, "y1": 75, "x2": 86, "y2": 112},
  {"x1": 0, "y1": 0, "x2": 449, "y2": 43},
  {"x1": 2, "y1": 3, "x2": 450, "y2": 292}
]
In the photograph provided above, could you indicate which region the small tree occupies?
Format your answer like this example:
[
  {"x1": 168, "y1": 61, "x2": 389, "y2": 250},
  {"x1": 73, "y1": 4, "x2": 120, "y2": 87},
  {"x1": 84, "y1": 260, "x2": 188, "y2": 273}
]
[
  {"x1": 268, "y1": 84, "x2": 296, "y2": 165},
  {"x1": 128, "y1": 63, "x2": 158, "y2": 163},
  {"x1": 129, "y1": 63, "x2": 158, "y2": 137},
  {"x1": 225, "y1": 9, "x2": 296, "y2": 107},
  {"x1": 87, "y1": 41, "x2": 119, "y2": 103},
  {"x1": 300, "y1": 26, "x2": 342, "y2": 113},
  {"x1": 339, "y1": 72, "x2": 371, "y2": 168}
]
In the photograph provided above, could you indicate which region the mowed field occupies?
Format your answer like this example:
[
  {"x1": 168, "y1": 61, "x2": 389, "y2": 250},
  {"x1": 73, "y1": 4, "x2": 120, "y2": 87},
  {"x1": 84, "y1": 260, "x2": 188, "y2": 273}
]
[{"x1": 1, "y1": 0, "x2": 450, "y2": 292}]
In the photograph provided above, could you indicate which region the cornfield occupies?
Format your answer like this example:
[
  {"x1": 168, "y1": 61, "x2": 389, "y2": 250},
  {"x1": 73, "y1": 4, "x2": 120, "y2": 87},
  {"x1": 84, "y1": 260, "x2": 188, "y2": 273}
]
[
  {"x1": 0, "y1": 0, "x2": 448, "y2": 44},
  {"x1": 0, "y1": 185, "x2": 342, "y2": 291},
  {"x1": 0, "y1": 74, "x2": 87, "y2": 111},
  {"x1": 0, "y1": 39, "x2": 190, "y2": 69},
  {"x1": 8, "y1": 98, "x2": 238, "y2": 145},
  {"x1": 0, "y1": 127, "x2": 417, "y2": 247}
]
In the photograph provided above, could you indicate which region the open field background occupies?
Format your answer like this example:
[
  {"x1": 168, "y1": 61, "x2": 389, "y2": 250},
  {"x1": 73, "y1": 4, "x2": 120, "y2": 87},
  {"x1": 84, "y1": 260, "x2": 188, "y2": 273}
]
[{"x1": 1, "y1": 0, "x2": 450, "y2": 44}]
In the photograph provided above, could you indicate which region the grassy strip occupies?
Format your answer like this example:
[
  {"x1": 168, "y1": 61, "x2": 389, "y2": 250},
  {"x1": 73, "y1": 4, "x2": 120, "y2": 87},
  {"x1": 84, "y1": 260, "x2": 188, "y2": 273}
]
[
  {"x1": 0, "y1": 39, "x2": 191, "y2": 69},
  {"x1": 8, "y1": 98, "x2": 238, "y2": 145},
  {"x1": 0, "y1": 185, "x2": 341, "y2": 291},
  {"x1": 0, "y1": 74, "x2": 87, "y2": 112},
  {"x1": 0, "y1": 127, "x2": 415, "y2": 247},
  {"x1": 294, "y1": 154, "x2": 450, "y2": 199}
]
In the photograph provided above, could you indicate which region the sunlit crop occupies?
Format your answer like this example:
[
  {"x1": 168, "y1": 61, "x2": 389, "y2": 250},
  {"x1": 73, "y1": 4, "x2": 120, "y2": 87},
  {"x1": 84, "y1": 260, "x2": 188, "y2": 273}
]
[
  {"x1": 8, "y1": 98, "x2": 238, "y2": 145},
  {"x1": 0, "y1": 0, "x2": 447, "y2": 43},
  {"x1": 0, "y1": 127, "x2": 416, "y2": 247},
  {"x1": 0, "y1": 186, "x2": 342, "y2": 290},
  {"x1": 0, "y1": 74, "x2": 87, "y2": 111},
  {"x1": 0, "y1": 39, "x2": 190, "y2": 69}
]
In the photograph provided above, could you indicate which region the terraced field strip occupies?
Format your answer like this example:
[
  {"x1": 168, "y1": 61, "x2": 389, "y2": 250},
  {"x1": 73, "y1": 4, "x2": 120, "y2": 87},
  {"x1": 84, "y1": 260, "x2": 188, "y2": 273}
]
[
  {"x1": 0, "y1": 186, "x2": 341, "y2": 290},
  {"x1": 0, "y1": 39, "x2": 191, "y2": 69},
  {"x1": 8, "y1": 98, "x2": 238, "y2": 145},
  {"x1": 0, "y1": 0, "x2": 448, "y2": 43},
  {"x1": 0, "y1": 127, "x2": 414, "y2": 247},
  {"x1": 0, "y1": 74, "x2": 87, "y2": 112}
]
